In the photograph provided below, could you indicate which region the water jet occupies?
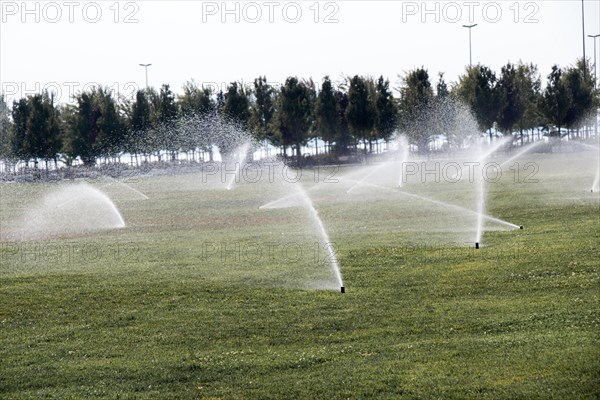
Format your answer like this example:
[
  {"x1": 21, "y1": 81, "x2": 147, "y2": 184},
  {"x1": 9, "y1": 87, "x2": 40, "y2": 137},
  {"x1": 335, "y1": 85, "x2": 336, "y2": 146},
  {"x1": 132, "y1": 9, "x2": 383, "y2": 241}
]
[{"x1": 8, "y1": 182, "x2": 125, "y2": 241}]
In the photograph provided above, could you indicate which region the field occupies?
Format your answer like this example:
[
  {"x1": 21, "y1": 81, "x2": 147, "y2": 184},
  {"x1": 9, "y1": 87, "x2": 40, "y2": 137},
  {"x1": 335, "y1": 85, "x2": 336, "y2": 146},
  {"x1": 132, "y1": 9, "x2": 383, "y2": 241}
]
[{"x1": 0, "y1": 149, "x2": 599, "y2": 399}]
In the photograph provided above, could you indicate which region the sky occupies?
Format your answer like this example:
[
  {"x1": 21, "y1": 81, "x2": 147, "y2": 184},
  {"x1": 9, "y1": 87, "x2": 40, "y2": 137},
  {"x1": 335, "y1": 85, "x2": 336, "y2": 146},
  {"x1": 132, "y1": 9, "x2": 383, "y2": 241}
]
[{"x1": 1, "y1": 0, "x2": 600, "y2": 104}]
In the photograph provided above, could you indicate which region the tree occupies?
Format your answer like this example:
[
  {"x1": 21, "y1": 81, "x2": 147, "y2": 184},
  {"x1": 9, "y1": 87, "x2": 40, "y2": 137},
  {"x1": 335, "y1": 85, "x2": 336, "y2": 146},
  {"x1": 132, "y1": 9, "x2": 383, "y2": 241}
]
[
  {"x1": 436, "y1": 72, "x2": 449, "y2": 98},
  {"x1": 250, "y1": 76, "x2": 277, "y2": 144},
  {"x1": 515, "y1": 63, "x2": 543, "y2": 143},
  {"x1": 178, "y1": 81, "x2": 216, "y2": 161},
  {"x1": 496, "y1": 62, "x2": 524, "y2": 136},
  {"x1": 95, "y1": 88, "x2": 125, "y2": 159},
  {"x1": 179, "y1": 80, "x2": 215, "y2": 117},
  {"x1": 304, "y1": 78, "x2": 319, "y2": 154},
  {"x1": 155, "y1": 84, "x2": 178, "y2": 125},
  {"x1": 0, "y1": 94, "x2": 13, "y2": 164},
  {"x1": 335, "y1": 88, "x2": 352, "y2": 156},
  {"x1": 156, "y1": 84, "x2": 179, "y2": 160},
  {"x1": 315, "y1": 76, "x2": 339, "y2": 154},
  {"x1": 127, "y1": 89, "x2": 153, "y2": 163},
  {"x1": 562, "y1": 59, "x2": 597, "y2": 138},
  {"x1": 11, "y1": 98, "x2": 31, "y2": 164},
  {"x1": 68, "y1": 90, "x2": 100, "y2": 165},
  {"x1": 223, "y1": 82, "x2": 250, "y2": 127},
  {"x1": 278, "y1": 77, "x2": 313, "y2": 161},
  {"x1": 398, "y1": 68, "x2": 434, "y2": 153},
  {"x1": 456, "y1": 65, "x2": 500, "y2": 139},
  {"x1": 346, "y1": 75, "x2": 376, "y2": 153},
  {"x1": 433, "y1": 73, "x2": 471, "y2": 149},
  {"x1": 374, "y1": 76, "x2": 397, "y2": 147},
  {"x1": 24, "y1": 92, "x2": 62, "y2": 169},
  {"x1": 541, "y1": 65, "x2": 569, "y2": 139},
  {"x1": 65, "y1": 87, "x2": 123, "y2": 166}
]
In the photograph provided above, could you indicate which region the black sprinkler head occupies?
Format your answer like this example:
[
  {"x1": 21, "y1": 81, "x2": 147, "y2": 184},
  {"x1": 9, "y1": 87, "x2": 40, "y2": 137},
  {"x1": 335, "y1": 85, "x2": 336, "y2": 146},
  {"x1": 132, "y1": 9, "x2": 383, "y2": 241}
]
[
  {"x1": 340, "y1": 286, "x2": 345, "y2": 294},
  {"x1": 475, "y1": 242, "x2": 480, "y2": 249},
  {"x1": 520, "y1": 225, "x2": 524, "y2": 230}
]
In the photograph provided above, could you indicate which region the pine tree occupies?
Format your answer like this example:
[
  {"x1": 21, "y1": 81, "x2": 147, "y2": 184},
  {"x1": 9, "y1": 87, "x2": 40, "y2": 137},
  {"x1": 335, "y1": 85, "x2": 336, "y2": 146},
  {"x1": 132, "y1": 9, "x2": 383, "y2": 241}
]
[
  {"x1": 542, "y1": 65, "x2": 569, "y2": 139},
  {"x1": 398, "y1": 68, "x2": 434, "y2": 153},
  {"x1": 456, "y1": 65, "x2": 500, "y2": 140},
  {"x1": 374, "y1": 76, "x2": 397, "y2": 148},
  {"x1": 316, "y1": 76, "x2": 339, "y2": 155},
  {"x1": 346, "y1": 75, "x2": 375, "y2": 154},
  {"x1": 278, "y1": 77, "x2": 312, "y2": 162},
  {"x1": 251, "y1": 76, "x2": 277, "y2": 144}
]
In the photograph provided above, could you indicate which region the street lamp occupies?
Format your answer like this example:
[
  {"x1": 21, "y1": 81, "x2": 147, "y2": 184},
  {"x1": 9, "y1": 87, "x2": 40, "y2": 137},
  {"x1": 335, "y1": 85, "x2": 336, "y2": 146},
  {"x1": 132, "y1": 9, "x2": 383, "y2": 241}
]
[
  {"x1": 139, "y1": 63, "x2": 152, "y2": 90},
  {"x1": 462, "y1": 24, "x2": 477, "y2": 68}
]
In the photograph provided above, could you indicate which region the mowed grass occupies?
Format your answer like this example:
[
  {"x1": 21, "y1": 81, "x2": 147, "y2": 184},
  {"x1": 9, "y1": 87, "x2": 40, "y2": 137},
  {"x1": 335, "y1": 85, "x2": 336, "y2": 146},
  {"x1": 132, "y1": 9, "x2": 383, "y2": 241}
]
[{"x1": 0, "y1": 151, "x2": 599, "y2": 399}]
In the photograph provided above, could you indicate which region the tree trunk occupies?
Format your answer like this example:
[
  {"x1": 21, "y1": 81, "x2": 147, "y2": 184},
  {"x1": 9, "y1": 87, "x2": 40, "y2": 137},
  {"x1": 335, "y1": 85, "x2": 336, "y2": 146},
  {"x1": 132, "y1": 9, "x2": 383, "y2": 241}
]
[
  {"x1": 296, "y1": 143, "x2": 302, "y2": 167},
  {"x1": 520, "y1": 128, "x2": 524, "y2": 146}
]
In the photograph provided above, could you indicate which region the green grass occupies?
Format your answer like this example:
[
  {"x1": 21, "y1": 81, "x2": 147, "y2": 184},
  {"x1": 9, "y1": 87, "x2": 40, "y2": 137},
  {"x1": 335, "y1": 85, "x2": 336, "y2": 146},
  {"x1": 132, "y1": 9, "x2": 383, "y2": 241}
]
[{"x1": 1, "y1": 152, "x2": 599, "y2": 399}]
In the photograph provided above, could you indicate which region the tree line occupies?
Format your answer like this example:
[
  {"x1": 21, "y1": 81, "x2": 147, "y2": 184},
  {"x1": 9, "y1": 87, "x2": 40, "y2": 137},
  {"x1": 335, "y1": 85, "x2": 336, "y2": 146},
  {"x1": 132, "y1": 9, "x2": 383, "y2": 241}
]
[{"x1": 0, "y1": 58, "x2": 598, "y2": 170}]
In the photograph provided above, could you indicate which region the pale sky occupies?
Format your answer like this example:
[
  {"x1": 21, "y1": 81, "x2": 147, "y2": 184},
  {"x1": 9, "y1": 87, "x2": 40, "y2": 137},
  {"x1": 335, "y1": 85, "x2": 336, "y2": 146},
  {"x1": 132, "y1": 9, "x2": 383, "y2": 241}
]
[{"x1": 1, "y1": 0, "x2": 599, "y2": 104}]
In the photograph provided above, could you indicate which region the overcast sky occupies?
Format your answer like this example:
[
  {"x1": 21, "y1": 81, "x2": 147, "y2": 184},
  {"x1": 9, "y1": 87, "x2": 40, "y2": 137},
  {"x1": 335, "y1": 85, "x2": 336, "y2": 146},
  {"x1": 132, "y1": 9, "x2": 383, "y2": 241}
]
[{"x1": 1, "y1": 0, "x2": 599, "y2": 104}]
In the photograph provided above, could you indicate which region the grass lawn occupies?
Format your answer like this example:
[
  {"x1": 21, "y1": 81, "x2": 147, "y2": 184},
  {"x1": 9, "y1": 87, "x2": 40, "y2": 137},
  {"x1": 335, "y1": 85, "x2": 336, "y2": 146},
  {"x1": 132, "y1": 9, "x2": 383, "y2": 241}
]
[{"x1": 0, "y1": 150, "x2": 598, "y2": 399}]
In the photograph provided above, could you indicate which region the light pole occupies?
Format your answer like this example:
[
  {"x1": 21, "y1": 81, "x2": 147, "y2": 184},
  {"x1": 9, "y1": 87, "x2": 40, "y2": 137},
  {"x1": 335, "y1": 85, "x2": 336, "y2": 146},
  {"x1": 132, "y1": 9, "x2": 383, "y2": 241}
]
[
  {"x1": 139, "y1": 63, "x2": 152, "y2": 90},
  {"x1": 588, "y1": 34, "x2": 599, "y2": 135},
  {"x1": 462, "y1": 24, "x2": 477, "y2": 68}
]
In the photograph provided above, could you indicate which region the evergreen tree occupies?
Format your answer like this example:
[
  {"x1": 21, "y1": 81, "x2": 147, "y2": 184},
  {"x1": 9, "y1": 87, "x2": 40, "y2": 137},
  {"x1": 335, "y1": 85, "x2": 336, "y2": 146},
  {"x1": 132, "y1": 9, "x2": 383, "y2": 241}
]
[
  {"x1": 128, "y1": 89, "x2": 153, "y2": 162},
  {"x1": 0, "y1": 94, "x2": 13, "y2": 163},
  {"x1": 250, "y1": 76, "x2": 277, "y2": 144},
  {"x1": 179, "y1": 80, "x2": 215, "y2": 117},
  {"x1": 456, "y1": 65, "x2": 500, "y2": 139},
  {"x1": 374, "y1": 76, "x2": 397, "y2": 146},
  {"x1": 398, "y1": 68, "x2": 434, "y2": 153},
  {"x1": 178, "y1": 81, "x2": 216, "y2": 160},
  {"x1": 25, "y1": 92, "x2": 62, "y2": 169},
  {"x1": 542, "y1": 65, "x2": 569, "y2": 139},
  {"x1": 95, "y1": 88, "x2": 125, "y2": 158},
  {"x1": 497, "y1": 62, "x2": 524, "y2": 136},
  {"x1": 514, "y1": 63, "x2": 542, "y2": 144},
  {"x1": 223, "y1": 82, "x2": 250, "y2": 127},
  {"x1": 316, "y1": 76, "x2": 339, "y2": 154},
  {"x1": 11, "y1": 98, "x2": 31, "y2": 164},
  {"x1": 346, "y1": 75, "x2": 375, "y2": 153},
  {"x1": 278, "y1": 77, "x2": 312, "y2": 162},
  {"x1": 563, "y1": 59, "x2": 597, "y2": 137},
  {"x1": 335, "y1": 89, "x2": 352, "y2": 156}
]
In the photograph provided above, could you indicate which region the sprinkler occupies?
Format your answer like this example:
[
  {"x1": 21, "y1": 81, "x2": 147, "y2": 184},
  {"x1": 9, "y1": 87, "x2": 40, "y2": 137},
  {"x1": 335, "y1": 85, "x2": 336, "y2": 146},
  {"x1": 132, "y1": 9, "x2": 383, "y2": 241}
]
[
  {"x1": 475, "y1": 242, "x2": 479, "y2": 249},
  {"x1": 520, "y1": 225, "x2": 524, "y2": 230},
  {"x1": 340, "y1": 286, "x2": 345, "y2": 294}
]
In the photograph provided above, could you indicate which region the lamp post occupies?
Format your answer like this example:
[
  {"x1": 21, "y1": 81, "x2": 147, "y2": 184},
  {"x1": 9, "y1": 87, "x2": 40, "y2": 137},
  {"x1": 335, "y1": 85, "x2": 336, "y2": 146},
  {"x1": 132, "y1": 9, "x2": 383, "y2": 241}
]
[
  {"x1": 139, "y1": 63, "x2": 152, "y2": 90},
  {"x1": 462, "y1": 24, "x2": 477, "y2": 68}
]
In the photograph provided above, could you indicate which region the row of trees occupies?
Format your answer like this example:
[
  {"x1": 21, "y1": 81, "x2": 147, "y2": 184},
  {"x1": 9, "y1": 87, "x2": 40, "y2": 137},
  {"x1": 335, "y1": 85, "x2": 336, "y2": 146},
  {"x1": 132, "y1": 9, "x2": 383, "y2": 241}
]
[{"x1": 0, "y1": 59, "x2": 598, "y2": 169}]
